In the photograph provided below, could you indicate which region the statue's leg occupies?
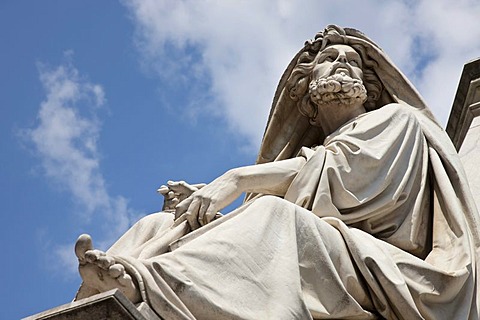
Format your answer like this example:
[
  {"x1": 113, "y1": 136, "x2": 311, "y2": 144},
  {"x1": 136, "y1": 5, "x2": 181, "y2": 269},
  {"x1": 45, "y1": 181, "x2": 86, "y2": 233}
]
[
  {"x1": 107, "y1": 212, "x2": 178, "y2": 259},
  {"x1": 74, "y1": 212, "x2": 177, "y2": 302},
  {"x1": 135, "y1": 196, "x2": 375, "y2": 319}
]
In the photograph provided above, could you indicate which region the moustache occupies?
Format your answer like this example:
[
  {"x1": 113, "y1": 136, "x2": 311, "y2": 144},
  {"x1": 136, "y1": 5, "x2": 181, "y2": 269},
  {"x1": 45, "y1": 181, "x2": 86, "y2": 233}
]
[{"x1": 309, "y1": 73, "x2": 367, "y2": 105}]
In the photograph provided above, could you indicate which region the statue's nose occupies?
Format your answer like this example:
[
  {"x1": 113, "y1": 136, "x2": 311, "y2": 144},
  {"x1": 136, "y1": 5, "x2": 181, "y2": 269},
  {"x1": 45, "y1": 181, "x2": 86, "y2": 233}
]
[{"x1": 336, "y1": 53, "x2": 347, "y2": 63}]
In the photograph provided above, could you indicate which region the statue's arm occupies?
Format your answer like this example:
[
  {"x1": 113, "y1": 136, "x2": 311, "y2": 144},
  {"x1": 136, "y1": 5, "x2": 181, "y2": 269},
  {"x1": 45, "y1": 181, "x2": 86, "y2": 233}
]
[
  {"x1": 234, "y1": 157, "x2": 305, "y2": 196},
  {"x1": 175, "y1": 157, "x2": 306, "y2": 229}
]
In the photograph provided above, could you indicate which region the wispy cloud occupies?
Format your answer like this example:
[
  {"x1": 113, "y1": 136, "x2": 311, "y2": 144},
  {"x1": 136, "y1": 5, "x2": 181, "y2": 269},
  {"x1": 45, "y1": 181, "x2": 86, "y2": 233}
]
[
  {"x1": 123, "y1": 0, "x2": 480, "y2": 148},
  {"x1": 24, "y1": 53, "x2": 135, "y2": 274},
  {"x1": 411, "y1": 0, "x2": 480, "y2": 124}
]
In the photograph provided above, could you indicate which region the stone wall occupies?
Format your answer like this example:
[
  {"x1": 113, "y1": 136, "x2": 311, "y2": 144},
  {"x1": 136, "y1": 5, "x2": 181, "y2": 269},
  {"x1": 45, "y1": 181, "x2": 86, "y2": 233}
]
[{"x1": 446, "y1": 57, "x2": 480, "y2": 210}]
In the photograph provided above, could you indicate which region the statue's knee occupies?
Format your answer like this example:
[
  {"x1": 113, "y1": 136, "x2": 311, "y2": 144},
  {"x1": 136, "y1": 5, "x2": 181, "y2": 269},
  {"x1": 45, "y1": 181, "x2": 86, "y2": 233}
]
[
  {"x1": 253, "y1": 195, "x2": 289, "y2": 210},
  {"x1": 134, "y1": 212, "x2": 174, "y2": 228}
]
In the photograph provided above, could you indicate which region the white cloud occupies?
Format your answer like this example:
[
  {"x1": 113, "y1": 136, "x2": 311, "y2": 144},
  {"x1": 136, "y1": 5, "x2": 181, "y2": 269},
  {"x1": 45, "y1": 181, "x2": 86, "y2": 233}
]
[
  {"x1": 123, "y1": 0, "x2": 480, "y2": 147},
  {"x1": 412, "y1": 0, "x2": 480, "y2": 124},
  {"x1": 25, "y1": 55, "x2": 136, "y2": 273}
]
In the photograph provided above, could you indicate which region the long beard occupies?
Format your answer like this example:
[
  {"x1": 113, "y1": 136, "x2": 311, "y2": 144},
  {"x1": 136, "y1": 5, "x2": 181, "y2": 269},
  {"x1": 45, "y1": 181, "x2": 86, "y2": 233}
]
[{"x1": 309, "y1": 73, "x2": 367, "y2": 106}]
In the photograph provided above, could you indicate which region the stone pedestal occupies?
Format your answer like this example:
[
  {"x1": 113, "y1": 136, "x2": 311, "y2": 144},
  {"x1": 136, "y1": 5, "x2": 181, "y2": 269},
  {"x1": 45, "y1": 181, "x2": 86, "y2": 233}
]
[
  {"x1": 446, "y1": 57, "x2": 480, "y2": 210},
  {"x1": 23, "y1": 289, "x2": 161, "y2": 320}
]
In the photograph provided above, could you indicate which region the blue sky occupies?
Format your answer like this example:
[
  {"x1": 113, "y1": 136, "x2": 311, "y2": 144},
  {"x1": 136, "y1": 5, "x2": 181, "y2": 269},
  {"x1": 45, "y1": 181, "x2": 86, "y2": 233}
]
[{"x1": 2, "y1": 1, "x2": 480, "y2": 319}]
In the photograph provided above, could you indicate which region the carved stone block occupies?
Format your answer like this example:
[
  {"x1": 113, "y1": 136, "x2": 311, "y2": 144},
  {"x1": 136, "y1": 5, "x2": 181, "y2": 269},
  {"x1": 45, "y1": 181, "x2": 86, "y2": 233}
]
[
  {"x1": 23, "y1": 289, "x2": 160, "y2": 320},
  {"x1": 446, "y1": 57, "x2": 480, "y2": 209}
]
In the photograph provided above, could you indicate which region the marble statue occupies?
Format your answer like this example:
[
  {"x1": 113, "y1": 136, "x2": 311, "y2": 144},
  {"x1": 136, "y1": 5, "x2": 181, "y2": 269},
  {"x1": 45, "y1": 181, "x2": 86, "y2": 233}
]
[{"x1": 74, "y1": 25, "x2": 480, "y2": 319}]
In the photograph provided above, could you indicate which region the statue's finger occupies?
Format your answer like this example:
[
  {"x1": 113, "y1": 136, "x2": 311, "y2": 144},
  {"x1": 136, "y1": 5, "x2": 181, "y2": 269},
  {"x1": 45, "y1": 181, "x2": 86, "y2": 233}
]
[
  {"x1": 163, "y1": 197, "x2": 179, "y2": 211},
  {"x1": 197, "y1": 200, "x2": 209, "y2": 226},
  {"x1": 169, "y1": 181, "x2": 197, "y2": 193},
  {"x1": 172, "y1": 211, "x2": 190, "y2": 227},
  {"x1": 185, "y1": 198, "x2": 201, "y2": 230},
  {"x1": 204, "y1": 206, "x2": 218, "y2": 225},
  {"x1": 157, "y1": 185, "x2": 169, "y2": 194},
  {"x1": 167, "y1": 180, "x2": 183, "y2": 188},
  {"x1": 187, "y1": 198, "x2": 201, "y2": 217},
  {"x1": 177, "y1": 193, "x2": 188, "y2": 202},
  {"x1": 186, "y1": 212, "x2": 201, "y2": 230},
  {"x1": 175, "y1": 197, "x2": 192, "y2": 219},
  {"x1": 185, "y1": 208, "x2": 201, "y2": 230}
]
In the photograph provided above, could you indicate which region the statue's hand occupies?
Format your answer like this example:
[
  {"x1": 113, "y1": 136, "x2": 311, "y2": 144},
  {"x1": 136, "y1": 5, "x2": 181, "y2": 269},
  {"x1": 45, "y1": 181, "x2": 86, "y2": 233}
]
[
  {"x1": 157, "y1": 181, "x2": 206, "y2": 212},
  {"x1": 175, "y1": 171, "x2": 240, "y2": 230}
]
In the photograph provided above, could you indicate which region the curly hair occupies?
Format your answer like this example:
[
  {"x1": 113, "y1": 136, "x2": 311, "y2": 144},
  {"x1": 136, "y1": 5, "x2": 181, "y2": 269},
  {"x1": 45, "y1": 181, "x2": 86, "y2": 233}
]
[{"x1": 286, "y1": 39, "x2": 383, "y2": 120}]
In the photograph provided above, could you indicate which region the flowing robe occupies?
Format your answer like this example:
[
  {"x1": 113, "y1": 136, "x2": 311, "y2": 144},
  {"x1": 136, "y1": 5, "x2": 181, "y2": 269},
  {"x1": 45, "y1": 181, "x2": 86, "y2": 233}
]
[{"x1": 106, "y1": 103, "x2": 478, "y2": 319}]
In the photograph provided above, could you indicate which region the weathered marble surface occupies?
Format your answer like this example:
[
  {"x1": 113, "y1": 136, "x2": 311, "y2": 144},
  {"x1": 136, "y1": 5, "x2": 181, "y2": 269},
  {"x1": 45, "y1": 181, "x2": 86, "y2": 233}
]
[
  {"x1": 71, "y1": 25, "x2": 480, "y2": 320},
  {"x1": 27, "y1": 26, "x2": 480, "y2": 320},
  {"x1": 23, "y1": 289, "x2": 160, "y2": 320}
]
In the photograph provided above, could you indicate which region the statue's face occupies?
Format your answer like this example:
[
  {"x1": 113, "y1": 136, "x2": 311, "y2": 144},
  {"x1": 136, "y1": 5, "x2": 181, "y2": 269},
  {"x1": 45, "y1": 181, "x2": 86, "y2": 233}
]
[
  {"x1": 308, "y1": 44, "x2": 368, "y2": 109},
  {"x1": 312, "y1": 44, "x2": 363, "y2": 81}
]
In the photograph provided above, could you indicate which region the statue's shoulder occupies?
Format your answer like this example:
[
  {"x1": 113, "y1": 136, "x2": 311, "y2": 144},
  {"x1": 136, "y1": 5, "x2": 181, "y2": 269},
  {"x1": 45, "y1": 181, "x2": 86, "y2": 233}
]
[{"x1": 369, "y1": 103, "x2": 418, "y2": 123}]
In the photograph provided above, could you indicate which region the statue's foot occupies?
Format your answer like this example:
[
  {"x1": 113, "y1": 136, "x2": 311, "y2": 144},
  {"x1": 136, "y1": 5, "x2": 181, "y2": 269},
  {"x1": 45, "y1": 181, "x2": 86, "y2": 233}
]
[{"x1": 74, "y1": 234, "x2": 141, "y2": 303}]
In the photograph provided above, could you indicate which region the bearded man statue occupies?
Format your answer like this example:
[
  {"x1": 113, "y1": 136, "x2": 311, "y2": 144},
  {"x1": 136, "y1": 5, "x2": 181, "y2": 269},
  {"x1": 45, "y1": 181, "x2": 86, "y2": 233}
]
[{"x1": 74, "y1": 25, "x2": 480, "y2": 319}]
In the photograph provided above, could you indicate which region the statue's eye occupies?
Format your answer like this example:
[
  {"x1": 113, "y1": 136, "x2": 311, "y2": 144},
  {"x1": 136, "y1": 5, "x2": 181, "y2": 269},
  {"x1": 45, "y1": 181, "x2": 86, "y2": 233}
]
[
  {"x1": 325, "y1": 55, "x2": 335, "y2": 62},
  {"x1": 350, "y1": 59, "x2": 359, "y2": 67}
]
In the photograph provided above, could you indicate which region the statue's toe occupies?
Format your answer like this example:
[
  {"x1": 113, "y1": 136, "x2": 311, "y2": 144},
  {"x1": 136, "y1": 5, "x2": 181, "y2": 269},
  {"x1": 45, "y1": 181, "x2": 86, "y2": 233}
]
[
  {"x1": 108, "y1": 263, "x2": 125, "y2": 278},
  {"x1": 85, "y1": 249, "x2": 106, "y2": 263},
  {"x1": 75, "y1": 234, "x2": 93, "y2": 263},
  {"x1": 97, "y1": 255, "x2": 115, "y2": 270}
]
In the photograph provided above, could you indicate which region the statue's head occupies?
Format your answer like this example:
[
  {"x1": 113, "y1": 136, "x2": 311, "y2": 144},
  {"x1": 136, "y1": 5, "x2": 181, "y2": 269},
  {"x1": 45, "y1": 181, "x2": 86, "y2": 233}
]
[
  {"x1": 286, "y1": 26, "x2": 383, "y2": 122},
  {"x1": 309, "y1": 44, "x2": 367, "y2": 108},
  {"x1": 254, "y1": 24, "x2": 434, "y2": 168}
]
